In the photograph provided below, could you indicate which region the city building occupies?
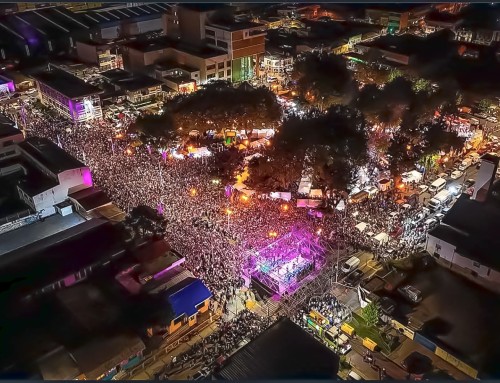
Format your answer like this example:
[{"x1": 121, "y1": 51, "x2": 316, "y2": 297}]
[
  {"x1": 214, "y1": 317, "x2": 340, "y2": 379},
  {"x1": 356, "y1": 34, "x2": 425, "y2": 66},
  {"x1": 365, "y1": 6, "x2": 410, "y2": 34},
  {"x1": 205, "y1": 20, "x2": 266, "y2": 82},
  {"x1": 81, "y1": 3, "x2": 169, "y2": 40},
  {"x1": 426, "y1": 154, "x2": 500, "y2": 290},
  {"x1": 0, "y1": 114, "x2": 23, "y2": 148},
  {"x1": 116, "y1": 240, "x2": 212, "y2": 338},
  {"x1": 122, "y1": 37, "x2": 229, "y2": 83},
  {"x1": 0, "y1": 71, "x2": 35, "y2": 92},
  {"x1": 76, "y1": 40, "x2": 124, "y2": 72},
  {"x1": 153, "y1": 62, "x2": 198, "y2": 93},
  {"x1": 423, "y1": 11, "x2": 461, "y2": 34},
  {"x1": 32, "y1": 67, "x2": 103, "y2": 121},
  {"x1": 262, "y1": 54, "x2": 293, "y2": 77},
  {"x1": 101, "y1": 68, "x2": 163, "y2": 106},
  {"x1": 359, "y1": 261, "x2": 500, "y2": 379}
]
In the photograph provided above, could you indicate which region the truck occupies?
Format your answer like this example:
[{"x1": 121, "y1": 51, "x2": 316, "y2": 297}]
[{"x1": 427, "y1": 190, "x2": 452, "y2": 211}]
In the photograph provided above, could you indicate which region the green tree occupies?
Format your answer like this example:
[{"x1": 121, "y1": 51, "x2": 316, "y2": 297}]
[
  {"x1": 362, "y1": 301, "x2": 381, "y2": 328},
  {"x1": 130, "y1": 113, "x2": 176, "y2": 139},
  {"x1": 292, "y1": 52, "x2": 357, "y2": 107},
  {"x1": 412, "y1": 78, "x2": 432, "y2": 94},
  {"x1": 478, "y1": 98, "x2": 493, "y2": 113},
  {"x1": 387, "y1": 68, "x2": 404, "y2": 82}
]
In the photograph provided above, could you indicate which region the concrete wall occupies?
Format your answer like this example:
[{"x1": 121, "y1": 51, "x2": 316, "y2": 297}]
[{"x1": 76, "y1": 42, "x2": 98, "y2": 65}]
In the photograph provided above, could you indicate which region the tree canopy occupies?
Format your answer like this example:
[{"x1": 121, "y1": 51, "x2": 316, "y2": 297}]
[
  {"x1": 166, "y1": 81, "x2": 282, "y2": 134},
  {"x1": 292, "y1": 52, "x2": 357, "y2": 107},
  {"x1": 249, "y1": 105, "x2": 369, "y2": 191},
  {"x1": 130, "y1": 113, "x2": 176, "y2": 139}
]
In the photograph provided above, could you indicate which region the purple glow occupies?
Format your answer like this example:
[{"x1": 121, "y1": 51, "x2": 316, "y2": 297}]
[
  {"x1": 82, "y1": 168, "x2": 93, "y2": 186},
  {"x1": 7, "y1": 81, "x2": 15, "y2": 92},
  {"x1": 147, "y1": 145, "x2": 152, "y2": 155},
  {"x1": 68, "y1": 99, "x2": 76, "y2": 119},
  {"x1": 153, "y1": 258, "x2": 185, "y2": 280},
  {"x1": 161, "y1": 151, "x2": 167, "y2": 161},
  {"x1": 157, "y1": 202, "x2": 164, "y2": 215}
]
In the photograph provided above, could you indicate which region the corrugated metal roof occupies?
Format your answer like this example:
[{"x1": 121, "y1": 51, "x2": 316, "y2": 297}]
[
  {"x1": 215, "y1": 318, "x2": 339, "y2": 379},
  {"x1": 167, "y1": 278, "x2": 212, "y2": 317}
]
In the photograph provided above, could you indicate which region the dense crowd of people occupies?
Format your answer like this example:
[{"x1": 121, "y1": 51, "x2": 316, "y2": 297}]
[{"x1": 18, "y1": 101, "x2": 433, "y2": 376}]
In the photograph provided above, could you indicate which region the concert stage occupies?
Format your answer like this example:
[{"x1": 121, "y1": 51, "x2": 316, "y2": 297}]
[{"x1": 243, "y1": 228, "x2": 325, "y2": 297}]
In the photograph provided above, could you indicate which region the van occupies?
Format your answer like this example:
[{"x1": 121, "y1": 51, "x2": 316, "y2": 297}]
[
  {"x1": 428, "y1": 178, "x2": 446, "y2": 194},
  {"x1": 349, "y1": 191, "x2": 369, "y2": 203},
  {"x1": 341, "y1": 256, "x2": 361, "y2": 274},
  {"x1": 459, "y1": 158, "x2": 472, "y2": 171}
]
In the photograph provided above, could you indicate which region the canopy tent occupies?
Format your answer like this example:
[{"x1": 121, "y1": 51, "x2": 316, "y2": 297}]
[
  {"x1": 310, "y1": 189, "x2": 323, "y2": 199},
  {"x1": 189, "y1": 147, "x2": 211, "y2": 157},
  {"x1": 269, "y1": 192, "x2": 292, "y2": 201},
  {"x1": 298, "y1": 180, "x2": 312, "y2": 195},
  {"x1": 297, "y1": 199, "x2": 322, "y2": 208},
  {"x1": 355, "y1": 222, "x2": 368, "y2": 232},
  {"x1": 233, "y1": 182, "x2": 255, "y2": 196},
  {"x1": 250, "y1": 138, "x2": 268, "y2": 149},
  {"x1": 373, "y1": 232, "x2": 389, "y2": 245},
  {"x1": 336, "y1": 200, "x2": 346, "y2": 211}
]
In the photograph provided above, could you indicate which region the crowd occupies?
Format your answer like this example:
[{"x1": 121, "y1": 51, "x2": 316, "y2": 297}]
[
  {"x1": 158, "y1": 311, "x2": 268, "y2": 379},
  {"x1": 18, "y1": 100, "x2": 434, "y2": 375}
]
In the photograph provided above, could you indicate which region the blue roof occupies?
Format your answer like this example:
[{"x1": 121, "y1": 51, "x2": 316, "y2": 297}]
[{"x1": 167, "y1": 278, "x2": 212, "y2": 317}]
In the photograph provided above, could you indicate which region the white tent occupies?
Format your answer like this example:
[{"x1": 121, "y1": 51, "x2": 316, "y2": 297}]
[
  {"x1": 269, "y1": 192, "x2": 292, "y2": 201},
  {"x1": 249, "y1": 138, "x2": 268, "y2": 149},
  {"x1": 309, "y1": 189, "x2": 323, "y2": 199},
  {"x1": 190, "y1": 147, "x2": 211, "y2": 157},
  {"x1": 373, "y1": 232, "x2": 389, "y2": 245},
  {"x1": 298, "y1": 179, "x2": 312, "y2": 195},
  {"x1": 355, "y1": 222, "x2": 368, "y2": 232},
  {"x1": 336, "y1": 200, "x2": 346, "y2": 211}
]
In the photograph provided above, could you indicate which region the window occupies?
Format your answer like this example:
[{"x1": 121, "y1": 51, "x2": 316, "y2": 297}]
[
  {"x1": 227, "y1": 69, "x2": 231, "y2": 76},
  {"x1": 207, "y1": 73, "x2": 216, "y2": 80},
  {"x1": 206, "y1": 64, "x2": 216, "y2": 71},
  {"x1": 434, "y1": 244, "x2": 441, "y2": 253},
  {"x1": 217, "y1": 40, "x2": 228, "y2": 49},
  {"x1": 473, "y1": 261, "x2": 481, "y2": 268},
  {"x1": 218, "y1": 71, "x2": 224, "y2": 78},
  {"x1": 173, "y1": 315, "x2": 183, "y2": 325},
  {"x1": 206, "y1": 29, "x2": 215, "y2": 36},
  {"x1": 226, "y1": 60, "x2": 231, "y2": 67},
  {"x1": 206, "y1": 37, "x2": 215, "y2": 45},
  {"x1": 218, "y1": 62, "x2": 224, "y2": 70}
]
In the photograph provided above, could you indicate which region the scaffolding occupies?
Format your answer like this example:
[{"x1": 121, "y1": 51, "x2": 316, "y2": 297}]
[{"x1": 243, "y1": 227, "x2": 326, "y2": 297}]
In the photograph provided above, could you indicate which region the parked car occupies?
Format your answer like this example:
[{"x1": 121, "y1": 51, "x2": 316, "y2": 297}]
[
  {"x1": 417, "y1": 185, "x2": 429, "y2": 194},
  {"x1": 477, "y1": 112, "x2": 488, "y2": 119},
  {"x1": 345, "y1": 269, "x2": 364, "y2": 287},
  {"x1": 487, "y1": 116, "x2": 498, "y2": 123},
  {"x1": 450, "y1": 170, "x2": 463, "y2": 180},
  {"x1": 379, "y1": 297, "x2": 397, "y2": 316},
  {"x1": 434, "y1": 213, "x2": 445, "y2": 222}
]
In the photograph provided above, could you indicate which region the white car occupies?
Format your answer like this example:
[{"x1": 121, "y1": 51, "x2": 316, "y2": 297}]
[
  {"x1": 450, "y1": 170, "x2": 463, "y2": 180},
  {"x1": 487, "y1": 116, "x2": 498, "y2": 123},
  {"x1": 418, "y1": 185, "x2": 429, "y2": 194}
]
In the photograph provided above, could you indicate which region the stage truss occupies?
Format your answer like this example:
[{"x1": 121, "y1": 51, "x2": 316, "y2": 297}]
[{"x1": 243, "y1": 227, "x2": 326, "y2": 297}]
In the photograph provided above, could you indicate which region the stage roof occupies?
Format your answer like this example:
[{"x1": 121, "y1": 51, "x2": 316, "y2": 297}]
[{"x1": 214, "y1": 318, "x2": 339, "y2": 379}]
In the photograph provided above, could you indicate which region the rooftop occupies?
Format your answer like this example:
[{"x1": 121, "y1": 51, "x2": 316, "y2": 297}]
[
  {"x1": 207, "y1": 20, "x2": 264, "y2": 32},
  {"x1": 125, "y1": 37, "x2": 227, "y2": 59},
  {"x1": 377, "y1": 264, "x2": 500, "y2": 377},
  {"x1": 68, "y1": 187, "x2": 111, "y2": 212},
  {"x1": 214, "y1": 318, "x2": 339, "y2": 379},
  {"x1": 18, "y1": 137, "x2": 87, "y2": 175},
  {"x1": 429, "y1": 195, "x2": 500, "y2": 271},
  {"x1": 31, "y1": 68, "x2": 102, "y2": 99},
  {"x1": 101, "y1": 69, "x2": 163, "y2": 92},
  {"x1": 0, "y1": 114, "x2": 20, "y2": 139}
]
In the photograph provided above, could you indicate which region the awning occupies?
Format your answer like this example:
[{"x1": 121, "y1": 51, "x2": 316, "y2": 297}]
[
  {"x1": 355, "y1": 222, "x2": 367, "y2": 232},
  {"x1": 309, "y1": 189, "x2": 323, "y2": 198},
  {"x1": 373, "y1": 232, "x2": 389, "y2": 244}
]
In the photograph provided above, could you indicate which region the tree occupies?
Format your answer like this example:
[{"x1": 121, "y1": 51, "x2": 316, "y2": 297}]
[
  {"x1": 362, "y1": 301, "x2": 381, "y2": 328},
  {"x1": 281, "y1": 105, "x2": 369, "y2": 190},
  {"x1": 412, "y1": 78, "x2": 432, "y2": 94},
  {"x1": 130, "y1": 113, "x2": 176, "y2": 139},
  {"x1": 387, "y1": 68, "x2": 405, "y2": 82},
  {"x1": 167, "y1": 81, "x2": 282, "y2": 134},
  {"x1": 292, "y1": 52, "x2": 357, "y2": 107},
  {"x1": 124, "y1": 205, "x2": 167, "y2": 240},
  {"x1": 478, "y1": 98, "x2": 493, "y2": 113}
]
